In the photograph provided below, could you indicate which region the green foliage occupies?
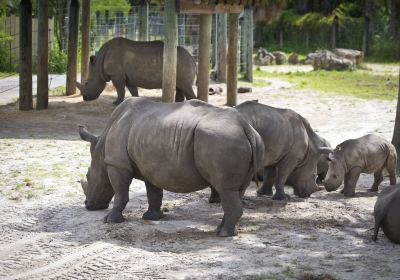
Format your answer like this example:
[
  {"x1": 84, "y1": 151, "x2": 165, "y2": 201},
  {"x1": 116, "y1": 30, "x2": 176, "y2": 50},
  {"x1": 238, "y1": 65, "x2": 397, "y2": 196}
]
[
  {"x1": 0, "y1": 31, "x2": 15, "y2": 72},
  {"x1": 91, "y1": 0, "x2": 132, "y2": 14},
  {"x1": 48, "y1": 43, "x2": 67, "y2": 74}
]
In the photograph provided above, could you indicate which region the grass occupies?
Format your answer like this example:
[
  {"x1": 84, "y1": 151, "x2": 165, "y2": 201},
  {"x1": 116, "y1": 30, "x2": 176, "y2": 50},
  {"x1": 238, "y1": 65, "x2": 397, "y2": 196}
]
[
  {"x1": 0, "y1": 71, "x2": 17, "y2": 77},
  {"x1": 49, "y1": 85, "x2": 66, "y2": 96},
  {"x1": 254, "y1": 68, "x2": 399, "y2": 100}
]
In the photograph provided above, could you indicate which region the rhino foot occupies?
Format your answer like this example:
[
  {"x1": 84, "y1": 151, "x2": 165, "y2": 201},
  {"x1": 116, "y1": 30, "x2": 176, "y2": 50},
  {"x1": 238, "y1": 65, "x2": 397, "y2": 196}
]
[
  {"x1": 257, "y1": 189, "x2": 273, "y2": 197},
  {"x1": 113, "y1": 99, "x2": 123, "y2": 106},
  {"x1": 104, "y1": 210, "x2": 125, "y2": 223},
  {"x1": 217, "y1": 222, "x2": 237, "y2": 237},
  {"x1": 367, "y1": 187, "x2": 378, "y2": 192},
  {"x1": 272, "y1": 192, "x2": 290, "y2": 201},
  {"x1": 343, "y1": 190, "x2": 356, "y2": 197},
  {"x1": 142, "y1": 209, "x2": 164, "y2": 221},
  {"x1": 209, "y1": 194, "x2": 221, "y2": 203}
]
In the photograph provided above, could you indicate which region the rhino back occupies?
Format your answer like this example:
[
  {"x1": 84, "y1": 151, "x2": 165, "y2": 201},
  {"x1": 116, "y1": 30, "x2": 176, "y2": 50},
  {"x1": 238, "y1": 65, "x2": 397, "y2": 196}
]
[
  {"x1": 103, "y1": 38, "x2": 195, "y2": 89},
  {"x1": 341, "y1": 134, "x2": 393, "y2": 173},
  {"x1": 236, "y1": 101, "x2": 308, "y2": 166}
]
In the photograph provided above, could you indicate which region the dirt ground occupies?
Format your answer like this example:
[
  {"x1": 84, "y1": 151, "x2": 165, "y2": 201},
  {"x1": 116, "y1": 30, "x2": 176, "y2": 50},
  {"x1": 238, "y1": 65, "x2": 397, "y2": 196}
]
[{"x1": 0, "y1": 81, "x2": 399, "y2": 280}]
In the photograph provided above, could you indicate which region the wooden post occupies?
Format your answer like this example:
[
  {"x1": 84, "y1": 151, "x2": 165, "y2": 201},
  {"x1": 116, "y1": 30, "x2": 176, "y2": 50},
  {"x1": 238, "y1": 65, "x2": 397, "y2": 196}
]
[
  {"x1": 139, "y1": 1, "x2": 149, "y2": 41},
  {"x1": 217, "y1": 13, "x2": 227, "y2": 83},
  {"x1": 36, "y1": 0, "x2": 48, "y2": 110},
  {"x1": 162, "y1": 0, "x2": 177, "y2": 103},
  {"x1": 239, "y1": 15, "x2": 246, "y2": 73},
  {"x1": 227, "y1": 13, "x2": 238, "y2": 107},
  {"x1": 19, "y1": 0, "x2": 33, "y2": 111},
  {"x1": 245, "y1": 6, "x2": 253, "y2": 82},
  {"x1": 81, "y1": 0, "x2": 90, "y2": 82},
  {"x1": 211, "y1": 14, "x2": 217, "y2": 69},
  {"x1": 197, "y1": 14, "x2": 212, "y2": 102},
  {"x1": 66, "y1": 0, "x2": 80, "y2": 96}
]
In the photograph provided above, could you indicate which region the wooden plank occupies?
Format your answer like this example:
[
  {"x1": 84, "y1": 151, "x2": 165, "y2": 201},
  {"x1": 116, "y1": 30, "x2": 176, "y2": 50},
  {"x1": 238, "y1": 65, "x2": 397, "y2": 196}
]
[
  {"x1": 19, "y1": 0, "x2": 33, "y2": 110},
  {"x1": 66, "y1": 0, "x2": 80, "y2": 96},
  {"x1": 197, "y1": 14, "x2": 212, "y2": 102},
  {"x1": 179, "y1": 0, "x2": 244, "y2": 14},
  {"x1": 162, "y1": 0, "x2": 177, "y2": 103},
  {"x1": 36, "y1": 0, "x2": 48, "y2": 110},
  {"x1": 216, "y1": 13, "x2": 227, "y2": 82},
  {"x1": 226, "y1": 13, "x2": 238, "y2": 107}
]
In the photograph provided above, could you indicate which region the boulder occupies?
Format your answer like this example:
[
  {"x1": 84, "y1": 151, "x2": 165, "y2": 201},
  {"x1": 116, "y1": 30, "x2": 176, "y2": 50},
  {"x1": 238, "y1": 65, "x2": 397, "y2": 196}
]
[
  {"x1": 334, "y1": 48, "x2": 363, "y2": 66},
  {"x1": 254, "y1": 47, "x2": 276, "y2": 66},
  {"x1": 306, "y1": 50, "x2": 354, "y2": 71},
  {"x1": 272, "y1": 51, "x2": 288, "y2": 65},
  {"x1": 288, "y1": 53, "x2": 299, "y2": 65}
]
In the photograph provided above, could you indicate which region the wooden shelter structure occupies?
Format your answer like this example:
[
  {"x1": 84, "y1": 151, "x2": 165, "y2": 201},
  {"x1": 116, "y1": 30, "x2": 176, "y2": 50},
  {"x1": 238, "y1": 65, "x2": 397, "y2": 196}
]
[{"x1": 18, "y1": 0, "x2": 255, "y2": 110}]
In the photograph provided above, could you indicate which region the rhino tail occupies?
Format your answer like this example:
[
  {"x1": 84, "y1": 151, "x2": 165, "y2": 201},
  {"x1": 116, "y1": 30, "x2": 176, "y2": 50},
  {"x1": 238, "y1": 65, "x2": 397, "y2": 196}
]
[{"x1": 242, "y1": 121, "x2": 264, "y2": 190}]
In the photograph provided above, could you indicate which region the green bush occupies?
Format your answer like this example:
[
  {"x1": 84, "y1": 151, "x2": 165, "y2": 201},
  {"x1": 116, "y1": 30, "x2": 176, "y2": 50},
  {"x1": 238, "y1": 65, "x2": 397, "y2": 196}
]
[
  {"x1": 0, "y1": 31, "x2": 15, "y2": 72},
  {"x1": 48, "y1": 43, "x2": 67, "y2": 74}
]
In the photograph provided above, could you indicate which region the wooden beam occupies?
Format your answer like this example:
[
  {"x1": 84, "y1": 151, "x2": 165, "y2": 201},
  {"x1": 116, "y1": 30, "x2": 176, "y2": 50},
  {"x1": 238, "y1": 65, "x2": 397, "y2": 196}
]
[
  {"x1": 162, "y1": 0, "x2": 177, "y2": 103},
  {"x1": 244, "y1": 6, "x2": 253, "y2": 82},
  {"x1": 66, "y1": 0, "x2": 80, "y2": 96},
  {"x1": 216, "y1": 13, "x2": 227, "y2": 82},
  {"x1": 179, "y1": 1, "x2": 244, "y2": 14},
  {"x1": 36, "y1": 0, "x2": 48, "y2": 110},
  {"x1": 197, "y1": 14, "x2": 212, "y2": 102},
  {"x1": 81, "y1": 0, "x2": 90, "y2": 82},
  {"x1": 227, "y1": 13, "x2": 238, "y2": 107},
  {"x1": 19, "y1": 0, "x2": 33, "y2": 111}
]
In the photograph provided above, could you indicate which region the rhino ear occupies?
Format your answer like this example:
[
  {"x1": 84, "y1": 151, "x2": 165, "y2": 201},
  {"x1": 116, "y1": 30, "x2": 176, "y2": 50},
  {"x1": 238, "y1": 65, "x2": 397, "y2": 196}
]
[
  {"x1": 90, "y1": 55, "x2": 96, "y2": 65},
  {"x1": 78, "y1": 125, "x2": 98, "y2": 145}
]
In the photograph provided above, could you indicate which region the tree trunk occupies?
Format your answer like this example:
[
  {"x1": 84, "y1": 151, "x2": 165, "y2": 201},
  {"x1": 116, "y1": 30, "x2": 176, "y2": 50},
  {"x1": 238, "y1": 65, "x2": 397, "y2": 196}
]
[
  {"x1": 216, "y1": 13, "x2": 227, "y2": 83},
  {"x1": 245, "y1": 6, "x2": 253, "y2": 83},
  {"x1": 227, "y1": 13, "x2": 238, "y2": 107},
  {"x1": 81, "y1": 0, "x2": 91, "y2": 83},
  {"x1": 391, "y1": 69, "x2": 400, "y2": 173},
  {"x1": 389, "y1": 0, "x2": 400, "y2": 40},
  {"x1": 198, "y1": 14, "x2": 212, "y2": 103},
  {"x1": 65, "y1": 0, "x2": 80, "y2": 96}
]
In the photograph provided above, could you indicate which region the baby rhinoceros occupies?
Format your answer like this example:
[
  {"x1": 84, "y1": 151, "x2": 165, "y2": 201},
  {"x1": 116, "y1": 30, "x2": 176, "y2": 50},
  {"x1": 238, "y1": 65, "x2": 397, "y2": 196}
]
[
  {"x1": 373, "y1": 184, "x2": 400, "y2": 244},
  {"x1": 323, "y1": 134, "x2": 397, "y2": 197}
]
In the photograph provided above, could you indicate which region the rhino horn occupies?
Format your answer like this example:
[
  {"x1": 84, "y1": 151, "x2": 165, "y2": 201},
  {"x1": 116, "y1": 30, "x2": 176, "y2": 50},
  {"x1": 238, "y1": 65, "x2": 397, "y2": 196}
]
[
  {"x1": 78, "y1": 125, "x2": 98, "y2": 145},
  {"x1": 80, "y1": 179, "x2": 88, "y2": 195}
]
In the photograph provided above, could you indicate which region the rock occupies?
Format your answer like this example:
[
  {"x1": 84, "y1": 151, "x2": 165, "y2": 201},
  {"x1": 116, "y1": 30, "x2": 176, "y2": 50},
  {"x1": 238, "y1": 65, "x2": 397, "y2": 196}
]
[
  {"x1": 254, "y1": 47, "x2": 276, "y2": 66},
  {"x1": 272, "y1": 51, "x2": 288, "y2": 65},
  {"x1": 237, "y1": 87, "x2": 252, "y2": 93},
  {"x1": 306, "y1": 50, "x2": 354, "y2": 71},
  {"x1": 288, "y1": 53, "x2": 299, "y2": 65},
  {"x1": 208, "y1": 86, "x2": 223, "y2": 95},
  {"x1": 334, "y1": 48, "x2": 363, "y2": 66}
]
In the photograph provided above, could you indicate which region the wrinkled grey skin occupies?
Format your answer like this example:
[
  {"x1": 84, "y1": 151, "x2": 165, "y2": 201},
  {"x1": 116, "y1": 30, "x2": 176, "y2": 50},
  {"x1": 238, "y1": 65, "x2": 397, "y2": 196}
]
[
  {"x1": 76, "y1": 38, "x2": 197, "y2": 105},
  {"x1": 209, "y1": 101, "x2": 330, "y2": 202},
  {"x1": 324, "y1": 134, "x2": 397, "y2": 197},
  {"x1": 373, "y1": 184, "x2": 400, "y2": 244},
  {"x1": 79, "y1": 97, "x2": 264, "y2": 237},
  {"x1": 314, "y1": 135, "x2": 332, "y2": 184}
]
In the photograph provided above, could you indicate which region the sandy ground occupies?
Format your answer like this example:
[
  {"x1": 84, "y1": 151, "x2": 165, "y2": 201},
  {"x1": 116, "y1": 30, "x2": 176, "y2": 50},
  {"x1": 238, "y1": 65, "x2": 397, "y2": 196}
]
[{"x1": 0, "y1": 81, "x2": 399, "y2": 280}]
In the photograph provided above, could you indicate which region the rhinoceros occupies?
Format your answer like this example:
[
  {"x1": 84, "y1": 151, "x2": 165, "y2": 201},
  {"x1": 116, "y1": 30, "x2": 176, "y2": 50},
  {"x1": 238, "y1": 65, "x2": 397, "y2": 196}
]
[
  {"x1": 323, "y1": 134, "x2": 397, "y2": 197},
  {"x1": 79, "y1": 97, "x2": 264, "y2": 237},
  {"x1": 209, "y1": 101, "x2": 331, "y2": 202},
  {"x1": 76, "y1": 38, "x2": 197, "y2": 105},
  {"x1": 373, "y1": 184, "x2": 400, "y2": 244}
]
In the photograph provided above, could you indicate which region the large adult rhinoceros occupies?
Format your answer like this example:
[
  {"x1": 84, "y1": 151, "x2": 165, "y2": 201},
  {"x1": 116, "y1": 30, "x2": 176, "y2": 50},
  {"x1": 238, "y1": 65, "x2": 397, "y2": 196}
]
[
  {"x1": 209, "y1": 101, "x2": 331, "y2": 202},
  {"x1": 76, "y1": 38, "x2": 197, "y2": 105},
  {"x1": 79, "y1": 97, "x2": 264, "y2": 237}
]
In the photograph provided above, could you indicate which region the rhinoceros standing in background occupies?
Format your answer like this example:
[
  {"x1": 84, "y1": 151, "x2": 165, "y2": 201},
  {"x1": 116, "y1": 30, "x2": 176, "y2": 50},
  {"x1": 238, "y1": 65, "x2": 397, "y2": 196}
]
[
  {"x1": 79, "y1": 97, "x2": 264, "y2": 237},
  {"x1": 373, "y1": 184, "x2": 400, "y2": 244},
  {"x1": 76, "y1": 38, "x2": 197, "y2": 105},
  {"x1": 323, "y1": 134, "x2": 397, "y2": 197},
  {"x1": 209, "y1": 101, "x2": 330, "y2": 202}
]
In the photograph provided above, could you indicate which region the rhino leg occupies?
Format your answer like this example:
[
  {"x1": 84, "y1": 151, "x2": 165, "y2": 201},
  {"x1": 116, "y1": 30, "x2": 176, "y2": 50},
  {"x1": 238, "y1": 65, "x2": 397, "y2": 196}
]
[
  {"x1": 175, "y1": 89, "x2": 185, "y2": 102},
  {"x1": 104, "y1": 166, "x2": 132, "y2": 223},
  {"x1": 127, "y1": 85, "x2": 138, "y2": 97},
  {"x1": 216, "y1": 190, "x2": 243, "y2": 237},
  {"x1": 372, "y1": 218, "x2": 381, "y2": 242},
  {"x1": 343, "y1": 167, "x2": 361, "y2": 197},
  {"x1": 142, "y1": 182, "x2": 164, "y2": 220},
  {"x1": 180, "y1": 85, "x2": 196, "y2": 100},
  {"x1": 386, "y1": 155, "x2": 397, "y2": 185},
  {"x1": 111, "y1": 77, "x2": 126, "y2": 105},
  {"x1": 368, "y1": 169, "x2": 383, "y2": 192},
  {"x1": 257, "y1": 166, "x2": 275, "y2": 196},
  {"x1": 272, "y1": 159, "x2": 297, "y2": 200},
  {"x1": 209, "y1": 186, "x2": 221, "y2": 203}
]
